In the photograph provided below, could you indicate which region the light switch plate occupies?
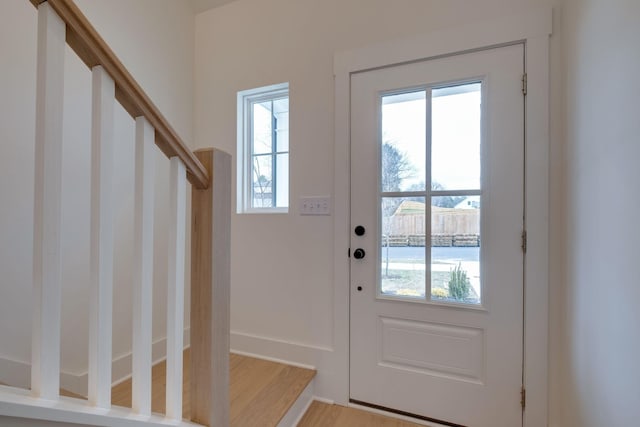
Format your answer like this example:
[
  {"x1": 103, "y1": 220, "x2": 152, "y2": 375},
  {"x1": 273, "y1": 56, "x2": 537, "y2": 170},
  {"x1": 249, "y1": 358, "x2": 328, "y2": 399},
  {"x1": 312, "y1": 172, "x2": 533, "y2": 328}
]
[{"x1": 299, "y1": 196, "x2": 331, "y2": 215}]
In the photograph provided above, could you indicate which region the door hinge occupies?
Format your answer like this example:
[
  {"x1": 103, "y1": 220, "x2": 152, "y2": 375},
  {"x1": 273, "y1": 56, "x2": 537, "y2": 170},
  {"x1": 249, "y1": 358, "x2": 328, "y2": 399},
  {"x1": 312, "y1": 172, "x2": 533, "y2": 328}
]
[
  {"x1": 521, "y1": 230, "x2": 527, "y2": 253},
  {"x1": 522, "y1": 73, "x2": 528, "y2": 96},
  {"x1": 521, "y1": 386, "x2": 526, "y2": 409}
]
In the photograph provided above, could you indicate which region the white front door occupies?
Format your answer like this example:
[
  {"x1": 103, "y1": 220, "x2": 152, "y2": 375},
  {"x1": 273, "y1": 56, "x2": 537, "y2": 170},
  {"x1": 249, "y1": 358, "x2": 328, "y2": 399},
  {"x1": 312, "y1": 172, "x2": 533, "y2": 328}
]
[{"x1": 349, "y1": 44, "x2": 525, "y2": 427}]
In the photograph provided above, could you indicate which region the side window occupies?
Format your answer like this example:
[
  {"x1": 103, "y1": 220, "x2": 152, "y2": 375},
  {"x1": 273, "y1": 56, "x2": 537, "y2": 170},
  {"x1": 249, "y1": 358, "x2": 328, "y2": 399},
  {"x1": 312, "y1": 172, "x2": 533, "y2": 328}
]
[{"x1": 237, "y1": 83, "x2": 289, "y2": 213}]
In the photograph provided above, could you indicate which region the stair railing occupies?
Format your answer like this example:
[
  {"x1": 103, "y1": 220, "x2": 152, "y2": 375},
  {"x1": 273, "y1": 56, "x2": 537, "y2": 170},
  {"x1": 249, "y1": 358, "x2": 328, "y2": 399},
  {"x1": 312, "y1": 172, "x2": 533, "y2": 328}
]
[{"x1": 0, "y1": 1, "x2": 230, "y2": 426}]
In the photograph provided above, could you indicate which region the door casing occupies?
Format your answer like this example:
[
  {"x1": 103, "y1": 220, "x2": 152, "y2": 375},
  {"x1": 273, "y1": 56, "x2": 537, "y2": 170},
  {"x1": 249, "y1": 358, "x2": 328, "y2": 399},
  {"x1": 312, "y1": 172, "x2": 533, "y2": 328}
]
[{"x1": 332, "y1": 9, "x2": 552, "y2": 426}]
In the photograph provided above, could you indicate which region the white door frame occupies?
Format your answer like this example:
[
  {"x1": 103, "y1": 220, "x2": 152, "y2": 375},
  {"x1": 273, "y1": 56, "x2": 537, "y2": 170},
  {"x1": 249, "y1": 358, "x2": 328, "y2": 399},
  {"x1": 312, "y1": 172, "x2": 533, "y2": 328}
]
[{"x1": 332, "y1": 8, "x2": 552, "y2": 426}]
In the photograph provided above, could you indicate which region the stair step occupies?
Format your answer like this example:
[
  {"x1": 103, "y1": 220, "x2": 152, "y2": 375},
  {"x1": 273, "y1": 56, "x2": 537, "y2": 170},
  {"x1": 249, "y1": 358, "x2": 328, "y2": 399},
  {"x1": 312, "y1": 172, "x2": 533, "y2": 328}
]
[
  {"x1": 109, "y1": 349, "x2": 315, "y2": 426},
  {"x1": 1, "y1": 349, "x2": 316, "y2": 426},
  {"x1": 60, "y1": 388, "x2": 86, "y2": 400},
  {"x1": 230, "y1": 353, "x2": 315, "y2": 426},
  {"x1": 298, "y1": 401, "x2": 425, "y2": 427}
]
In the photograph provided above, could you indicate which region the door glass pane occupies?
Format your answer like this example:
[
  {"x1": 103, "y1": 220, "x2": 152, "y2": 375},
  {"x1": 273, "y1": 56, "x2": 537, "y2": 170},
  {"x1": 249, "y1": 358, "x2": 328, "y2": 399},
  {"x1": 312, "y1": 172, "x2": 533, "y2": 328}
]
[
  {"x1": 381, "y1": 91, "x2": 426, "y2": 192},
  {"x1": 431, "y1": 83, "x2": 481, "y2": 191},
  {"x1": 430, "y1": 195, "x2": 481, "y2": 304},
  {"x1": 380, "y1": 197, "x2": 426, "y2": 299},
  {"x1": 252, "y1": 154, "x2": 273, "y2": 207}
]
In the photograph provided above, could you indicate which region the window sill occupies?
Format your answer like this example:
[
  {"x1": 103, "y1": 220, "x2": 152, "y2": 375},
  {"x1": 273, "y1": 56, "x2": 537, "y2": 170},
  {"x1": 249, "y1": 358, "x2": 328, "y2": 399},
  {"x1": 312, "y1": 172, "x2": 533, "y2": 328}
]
[{"x1": 238, "y1": 207, "x2": 289, "y2": 214}]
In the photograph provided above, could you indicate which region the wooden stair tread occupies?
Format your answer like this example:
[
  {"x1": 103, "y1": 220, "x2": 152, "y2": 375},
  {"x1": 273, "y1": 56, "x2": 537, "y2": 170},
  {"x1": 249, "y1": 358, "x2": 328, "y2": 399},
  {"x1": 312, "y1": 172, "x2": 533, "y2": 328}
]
[
  {"x1": 298, "y1": 401, "x2": 424, "y2": 427},
  {"x1": 60, "y1": 388, "x2": 86, "y2": 399},
  {"x1": 0, "y1": 350, "x2": 316, "y2": 426},
  {"x1": 111, "y1": 354, "x2": 190, "y2": 417},
  {"x1": 110, "y1": 349, "x2": 315, "y2": 426},
  {"x1": 230, "y1": 353, "x2": 315, "y2": 426}
]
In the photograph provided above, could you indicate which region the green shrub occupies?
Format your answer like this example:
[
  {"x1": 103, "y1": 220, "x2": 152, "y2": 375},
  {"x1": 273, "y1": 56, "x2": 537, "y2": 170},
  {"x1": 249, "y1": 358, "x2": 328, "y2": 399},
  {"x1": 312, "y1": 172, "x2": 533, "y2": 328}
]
[{"x1": 448, "y1": 263, "x2": 471, "y2": 300}]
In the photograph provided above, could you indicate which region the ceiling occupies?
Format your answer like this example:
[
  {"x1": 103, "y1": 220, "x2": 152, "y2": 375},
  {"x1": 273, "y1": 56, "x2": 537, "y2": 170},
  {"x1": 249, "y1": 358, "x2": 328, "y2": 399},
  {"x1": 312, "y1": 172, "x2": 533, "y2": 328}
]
[{"x1": 190, "y1": 0, "x2": 239, "y2": 14}]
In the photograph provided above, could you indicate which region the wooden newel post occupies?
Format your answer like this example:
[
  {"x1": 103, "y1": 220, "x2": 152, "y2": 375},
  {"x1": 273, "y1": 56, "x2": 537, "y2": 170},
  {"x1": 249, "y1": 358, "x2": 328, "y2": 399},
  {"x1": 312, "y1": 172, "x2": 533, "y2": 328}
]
[{"x1": 190, "y1": 148, "x2": 231, "y2": 426}]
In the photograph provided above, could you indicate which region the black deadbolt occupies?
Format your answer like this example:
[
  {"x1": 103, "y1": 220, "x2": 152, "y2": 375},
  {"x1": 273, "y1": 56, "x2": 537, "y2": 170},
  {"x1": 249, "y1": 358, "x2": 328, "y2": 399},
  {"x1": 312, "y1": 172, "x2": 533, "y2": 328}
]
[
  {"x1": 357, "y1": 286, "x2": 363, "y2": 291},
  {"x1": 353, "y1": 248, "x2": 366, "y2": 259},
  {"x1": 355, "y1": 225, "x2": 365, "y2": 236}
]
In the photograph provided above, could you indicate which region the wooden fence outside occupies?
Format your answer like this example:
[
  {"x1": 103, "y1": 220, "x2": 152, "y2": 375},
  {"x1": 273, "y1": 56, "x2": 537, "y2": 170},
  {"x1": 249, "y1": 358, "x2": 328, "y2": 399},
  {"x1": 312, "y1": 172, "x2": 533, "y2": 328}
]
[
  {"x1": 383, "y1": 207, "x2": 480, "y2": 247},
  {"x1": 386, "y1": 207, "x2": 479, "y2": 235}
]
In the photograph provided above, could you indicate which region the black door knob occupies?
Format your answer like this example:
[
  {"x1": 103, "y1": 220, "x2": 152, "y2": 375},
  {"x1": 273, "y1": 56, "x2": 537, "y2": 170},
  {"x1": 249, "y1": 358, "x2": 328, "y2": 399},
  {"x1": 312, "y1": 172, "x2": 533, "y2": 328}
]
[
  {"x1": 353, "y1": 248, "x2": 366, "y2": 259},
  {"x1": 355, "y1": 225, "x2": 365, "y2": 236}
]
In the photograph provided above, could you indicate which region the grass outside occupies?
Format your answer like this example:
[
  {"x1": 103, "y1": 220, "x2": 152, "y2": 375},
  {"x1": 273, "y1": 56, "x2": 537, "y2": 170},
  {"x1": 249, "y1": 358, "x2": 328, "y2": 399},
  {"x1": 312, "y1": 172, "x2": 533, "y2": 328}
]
[{"x1": 381, "y1": 267, "x2": 479, "y2": 302}]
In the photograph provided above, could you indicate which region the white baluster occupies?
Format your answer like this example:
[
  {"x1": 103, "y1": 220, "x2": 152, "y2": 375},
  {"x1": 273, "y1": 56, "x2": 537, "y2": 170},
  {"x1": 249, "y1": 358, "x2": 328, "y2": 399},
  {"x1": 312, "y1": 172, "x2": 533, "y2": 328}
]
[
  {"x1": 31, "y1": 2, "x2": 65, "y2": 401},
  {"x1": 166, "y1": 157, "x2": 186, "y2": 420},
  {"x1": 132, "y1": 117, "x2": 155, "y2": 416},
  {"x1": 88, "y1": 65, "x2": 115, "y2": 409}
]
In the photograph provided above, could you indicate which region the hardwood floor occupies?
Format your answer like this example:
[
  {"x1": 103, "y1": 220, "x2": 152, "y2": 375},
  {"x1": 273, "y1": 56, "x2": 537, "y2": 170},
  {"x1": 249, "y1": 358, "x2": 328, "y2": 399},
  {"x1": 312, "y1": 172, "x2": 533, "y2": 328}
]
[
  {"x1": 111, "y1": 352, "x2": 190, "y2": 417},
  {"x1": 3, "y1": 367, "x2": 426, "y2": 426},
  {"x1": 229, "y1": 354, "x2": 315, "y2": 426},
  {"x1": 298, "y1": 401, "x2": 424, "y2": 427},
  {"x1": 110, "y1": 349, "x2": 316, "y2": 426},
  {"x1": 60, "y1": 388, "x2": 86, "y2": 399}
]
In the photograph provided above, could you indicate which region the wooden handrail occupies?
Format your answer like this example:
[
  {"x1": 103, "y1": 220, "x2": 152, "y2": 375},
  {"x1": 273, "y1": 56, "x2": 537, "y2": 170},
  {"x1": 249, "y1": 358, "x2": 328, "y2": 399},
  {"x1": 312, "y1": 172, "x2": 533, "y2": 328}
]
[{"x1": 29, "y1": 0, "x2": 209, "y2": 189}]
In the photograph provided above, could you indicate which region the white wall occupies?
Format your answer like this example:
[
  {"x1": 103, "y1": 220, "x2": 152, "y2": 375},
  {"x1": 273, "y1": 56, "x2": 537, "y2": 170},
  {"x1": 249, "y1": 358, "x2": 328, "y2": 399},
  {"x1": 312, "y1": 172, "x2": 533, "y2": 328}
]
[
  {"x1": 194, "y1": 0, "x2": 558, "y2": 401},
  {"x1": 553, "y1": 0, "x2": 640, "y2": 425},
  {"x1": 4, "y1": 0, "x2": 638, "y2": 424},
  {"x1": 0, "y1": 0, "x2": 195, "y2": 391}
]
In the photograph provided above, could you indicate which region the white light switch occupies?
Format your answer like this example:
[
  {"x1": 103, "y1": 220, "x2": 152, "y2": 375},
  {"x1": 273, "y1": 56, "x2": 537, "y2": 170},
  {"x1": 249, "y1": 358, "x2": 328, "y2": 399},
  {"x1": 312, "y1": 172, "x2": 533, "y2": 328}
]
[{"x1": 299, "y1": 196, "x2": 331, "y2": 215}]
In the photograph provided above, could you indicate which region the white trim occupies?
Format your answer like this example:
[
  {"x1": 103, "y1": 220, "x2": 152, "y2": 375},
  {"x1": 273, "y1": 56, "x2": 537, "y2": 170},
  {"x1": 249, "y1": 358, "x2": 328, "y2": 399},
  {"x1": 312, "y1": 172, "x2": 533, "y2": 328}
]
[
  {"x1": 230, "y1": 331, "x2": 350, "y2": 401},
  {"x1": 0, "y1": 385, "x2": 201, "y2": 427},
  {"x1": 236, "y1": 82, "x2": 290, "y2": 214},
  {"x1": 166, "y1": 157, "x2": 187, "y2": 421},
  {"x1": 277, "y1": 378, "x2": 314, "y2": 427},
  {"x1": 230, "y1": 350, "x2": 316, "y2": 372},
  {"x1": 31, "y1": 1, "x2": 66, "y2": 401},
  {"x1": 289, "y1": 396, "x2": 315, "y2": 427},
  {"x1": 311, "y1": 396, "x2": 334, "y2": 405},
  {"x1": 88, "y1": 65, "x2": 116, "y2": 410},
  {"x1": 241, "y1": 207, "x2": 288, "y2": 214},
  {"x1": 0, "y1": 358, "x2": 33, "y2": 391},
  {"x1": 231, "y1": 330, "x2": 330, "y2": 367},
  {"x1": 522, "y1": 35, "x2": 550, "y2": 427},
  {"x1": 0, "y1": 329, "x2": 192, "y2": 398},
  {"x1": 333, "y1": 7, "x2": 552, "y2": 426},
  {"x1": 333, "y1": 7, "x2": 552, "y2": 76},
  {"x1": 111, "y1": 336, "x2": 192, "y2": 390},
  {"x1": 132, "y1": 116, "x2": 156, "y2": 416}
]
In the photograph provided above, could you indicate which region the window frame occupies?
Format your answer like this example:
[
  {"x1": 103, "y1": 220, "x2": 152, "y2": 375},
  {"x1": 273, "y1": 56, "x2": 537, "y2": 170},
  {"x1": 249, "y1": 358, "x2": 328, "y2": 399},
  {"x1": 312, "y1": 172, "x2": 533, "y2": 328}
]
[{"x1": 237, "y1": 83, "x2": 290, "y2": 213}]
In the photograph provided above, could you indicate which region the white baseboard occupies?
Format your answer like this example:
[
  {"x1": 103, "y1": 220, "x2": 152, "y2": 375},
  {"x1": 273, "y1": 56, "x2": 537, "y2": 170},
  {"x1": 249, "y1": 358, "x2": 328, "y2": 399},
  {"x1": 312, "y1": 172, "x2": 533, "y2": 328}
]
[
  {"x1": 312, "y1": 396, "x2": 334, "y2": 405},
  {"x1": 230, "y1": 330, "x2": 344, "y2": 404},
  {"x1": 3, "y1": 329, "x2": 336, "y2": 404},
  {"x1": 231, "y1": 330, "x2": 330, "y2": 368},
  {"x1": 0, "y1": 358, "x2": 30, "y2": 390},
  {"x1": 69, "y1": 329, "x2": 191, "y2": 396},
  {"x1": 0, "y1": 327, "x2": 191, "y2": 397},
  {"x1": 230, "y1": 349, "x2": 316, "y2": 371}
]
